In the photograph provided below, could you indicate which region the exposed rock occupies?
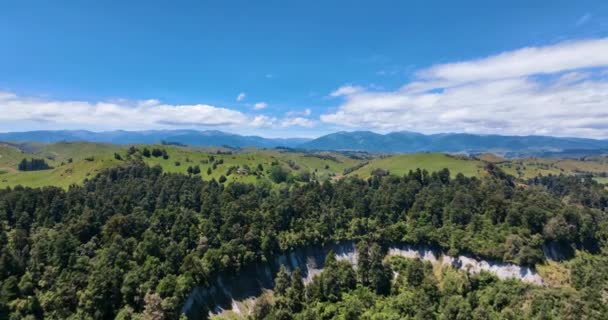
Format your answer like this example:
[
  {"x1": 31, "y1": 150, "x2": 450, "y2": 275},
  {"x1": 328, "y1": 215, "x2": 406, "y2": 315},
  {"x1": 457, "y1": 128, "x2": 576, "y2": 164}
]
[{"x1": 182, "y1": 241, "x2": 544, "y2": 319}]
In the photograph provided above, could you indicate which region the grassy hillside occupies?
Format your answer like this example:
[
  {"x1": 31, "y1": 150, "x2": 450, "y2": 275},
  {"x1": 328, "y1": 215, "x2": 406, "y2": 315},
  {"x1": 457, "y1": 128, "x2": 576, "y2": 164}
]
[
  {"x1": 0, "y1": 143, "x2": 363, "y2": 189},
  {"x1": 497, "y1": 157, "x2": 608, "y2": 180},
  {"x1": 0, "y1": 143, "x2": 27, "y2": 173},
  {"x1": 346, "y1": 153, "x2": 486, "y2": 178},
  {"x1": 0, "y1": 155, "x2": 122, "y2": 189},
  {"x1": 2, "y1": 141, "x2": 608, "y2": 189}
]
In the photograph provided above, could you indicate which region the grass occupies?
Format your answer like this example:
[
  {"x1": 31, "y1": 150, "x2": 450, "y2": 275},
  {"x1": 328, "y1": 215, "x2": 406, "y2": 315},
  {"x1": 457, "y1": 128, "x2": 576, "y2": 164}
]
[
  {"x1": 0, "y1": 143, "x2": 362, "y2": 189},
  {"x1": 536, "y1": 260, "x2": 571, "y2": 288},
  {"x1": 497, "y1": 157, "x2": 608, "y2": 180},
  {"x1": 2, "y1": 141, "x2": 608, "y2": 189},
  {"x1": 347, "y1": 153, "x2": 486, "y2": 178},
  {"x1": 141, "y1": 146, "x2": 361, "y2": 184},
  {"x1": 0, "y1": 143, "x2": 27, "y2": 170},
  {"x1": 0, "y1": 155, "x2": 122, "y2": 189},
  {"x1": 594, "y1": 177, "x2": 608, "y2": 184}
]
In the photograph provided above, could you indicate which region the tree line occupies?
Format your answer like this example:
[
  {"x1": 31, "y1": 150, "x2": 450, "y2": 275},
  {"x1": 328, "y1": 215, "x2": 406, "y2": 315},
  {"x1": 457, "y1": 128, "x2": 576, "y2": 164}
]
[{"x1": 17, "y1": 158, "x2": 52, "y2": 171}]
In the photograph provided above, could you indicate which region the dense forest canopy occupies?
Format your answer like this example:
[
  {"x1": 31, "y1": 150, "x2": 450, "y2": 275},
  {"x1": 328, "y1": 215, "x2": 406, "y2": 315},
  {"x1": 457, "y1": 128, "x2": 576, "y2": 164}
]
[{"x1": 0, "y1": 160, "x2": 607, "y2": 319}]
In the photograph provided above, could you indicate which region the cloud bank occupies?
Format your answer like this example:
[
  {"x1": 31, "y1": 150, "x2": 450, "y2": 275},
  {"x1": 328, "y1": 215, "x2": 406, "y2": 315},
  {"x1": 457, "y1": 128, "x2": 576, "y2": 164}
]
[
  {"x1": 323, "y1": 38, "x2": 608, "y2": 138},
  {"x1": 0, "y1": 93, "x2": 312, "y2": 131}
]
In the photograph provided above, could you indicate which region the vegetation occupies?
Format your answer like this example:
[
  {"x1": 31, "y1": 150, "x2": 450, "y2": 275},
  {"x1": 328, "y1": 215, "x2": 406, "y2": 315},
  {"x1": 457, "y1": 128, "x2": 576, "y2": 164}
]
[
  {"x1": 17, "y1": 158, "x2": 52, "y2": 171},
  {"x1": 2, "y1": 142, "x2": 608, "y2": 190},
  {"x1": 0, "y1": 159, "x2": 607, "y2": 319},
  {"x1": 259, "y1": 252, "x2": 608, "y2": 319}
]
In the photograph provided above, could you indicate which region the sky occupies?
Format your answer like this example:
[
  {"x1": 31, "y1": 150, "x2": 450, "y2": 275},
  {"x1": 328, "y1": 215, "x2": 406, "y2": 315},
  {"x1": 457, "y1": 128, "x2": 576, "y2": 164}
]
[{"x1": 1, "y1": 0, "x2": 608, "y2": 138}]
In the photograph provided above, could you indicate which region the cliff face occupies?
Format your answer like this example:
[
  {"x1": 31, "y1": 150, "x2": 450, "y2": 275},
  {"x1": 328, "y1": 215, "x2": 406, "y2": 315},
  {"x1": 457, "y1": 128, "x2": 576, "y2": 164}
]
[{"x1": 182, "y1": 242, "x2": 543, "y2": 319}]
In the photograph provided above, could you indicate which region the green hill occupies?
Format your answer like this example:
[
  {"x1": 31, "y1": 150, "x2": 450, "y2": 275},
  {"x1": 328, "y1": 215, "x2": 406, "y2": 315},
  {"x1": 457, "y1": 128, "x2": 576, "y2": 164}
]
[
  {"x1": 346, "y1": 153, "x2": 486, "y2": 178},
  {"x1": 2, "y1": 142, "x2": 608, "y2": 189}
]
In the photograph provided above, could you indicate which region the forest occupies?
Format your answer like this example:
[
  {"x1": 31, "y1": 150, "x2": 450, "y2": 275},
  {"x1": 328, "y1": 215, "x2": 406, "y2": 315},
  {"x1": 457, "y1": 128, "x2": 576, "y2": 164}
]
[{"x1": 1, "y1": 159, "x2": 607, "y2": 319}]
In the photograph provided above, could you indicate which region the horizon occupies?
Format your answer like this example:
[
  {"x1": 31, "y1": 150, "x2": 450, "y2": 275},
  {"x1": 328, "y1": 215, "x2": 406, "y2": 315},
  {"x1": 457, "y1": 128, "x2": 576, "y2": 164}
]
[
  {"x1": 2, "y1": 1, "x2": 608, "y2": 138},
  {"x1": 1, "y1": 128, "x2": 608, "y2": 142}
]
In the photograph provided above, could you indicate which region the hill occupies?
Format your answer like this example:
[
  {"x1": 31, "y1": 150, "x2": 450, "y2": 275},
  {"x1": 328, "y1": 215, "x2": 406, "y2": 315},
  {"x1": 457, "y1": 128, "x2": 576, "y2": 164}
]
[
  {"x1": 3, "y1": 130, "x2": 608, "y2": 156},
  {"x1": 2, "y1": 141, "x2": 608, "y2": 189},
  {"x1": 345, "y1": 153, "x2": 486, "y2": 178},
  {"x1": 301, "y1": 131, "x2": 608, "y2": 156},
  {"x1": 0, "y1": 130, "x2": 310, "y2": 148}
]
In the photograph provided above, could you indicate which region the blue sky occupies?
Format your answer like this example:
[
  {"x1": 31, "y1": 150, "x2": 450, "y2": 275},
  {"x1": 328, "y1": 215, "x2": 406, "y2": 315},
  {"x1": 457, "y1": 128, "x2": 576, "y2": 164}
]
[{"x1": 1, "y1": 0, "x2": 608, "y2": 138}]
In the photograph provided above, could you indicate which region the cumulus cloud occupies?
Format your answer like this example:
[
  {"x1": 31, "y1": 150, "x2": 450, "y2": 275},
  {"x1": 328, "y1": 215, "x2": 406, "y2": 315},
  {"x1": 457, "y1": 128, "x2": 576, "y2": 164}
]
[
  {"x1": 0, "y1": 92, "x2": 316, "y2": 131},
  {"x1": 253, "y1": 102, "x2": 268, "y2": 110},
  {"x1": 0, "y1": 92, "x2": 250, "y2": 129},
  {"x1": 322, "y1": 38, "x2": 608, "y2": 138},
  {"x1": 236, "y1": 92, "x2": 246, "y2": 101}
]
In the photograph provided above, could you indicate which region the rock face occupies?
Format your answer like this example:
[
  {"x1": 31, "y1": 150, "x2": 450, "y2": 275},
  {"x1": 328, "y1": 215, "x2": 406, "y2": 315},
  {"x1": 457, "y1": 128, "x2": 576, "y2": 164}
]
[
  {"x1": 388, "y1": 244, "x2": 544, "y2": 284},
  {"x1": 182, "y1": 241, "x2": 543, "y2": 319}
]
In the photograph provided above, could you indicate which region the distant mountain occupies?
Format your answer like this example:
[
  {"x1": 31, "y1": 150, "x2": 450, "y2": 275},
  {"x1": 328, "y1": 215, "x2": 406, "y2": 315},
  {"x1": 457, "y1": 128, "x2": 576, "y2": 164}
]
[
  {"x1": 0, "y1": 130, "x2": 310, "y2": 148},
  {"x1": 300, "y1": 131, "x2": 608, "y2": 156},
  {"x1": 2, "y1": 130, "x2": 608, "y2": 156}
]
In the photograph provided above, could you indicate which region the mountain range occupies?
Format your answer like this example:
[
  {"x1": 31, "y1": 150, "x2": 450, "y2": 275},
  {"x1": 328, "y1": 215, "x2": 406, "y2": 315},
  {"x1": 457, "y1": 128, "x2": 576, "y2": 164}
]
[
  {"x1": 0, "y1": 130, "x2": 310, "y2": 148},
  {"x1": 1, "y1": 130, "x2": 608, "y2": 156}
]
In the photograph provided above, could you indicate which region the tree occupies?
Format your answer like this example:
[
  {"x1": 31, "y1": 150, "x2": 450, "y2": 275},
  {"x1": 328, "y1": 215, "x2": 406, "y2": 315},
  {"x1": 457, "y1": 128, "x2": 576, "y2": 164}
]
[
  {"x1": 18, "y1": 158, "x2": 52, "y2": 171},
  {"x1": 274, "y1": 266, "x2": 290, "y2": 296},
  {"x1": 142, "y1": 148, "x2": 151, "y2": 158},
  {"x1": 269, "y1": 165, "x2": 288, "y2": 183},
  {"x1": 151, "y1": 148, "x2": 163, "y2": 158},
  {"x1": 218, "y1": 175, "x2": 227, "y2": 183},
  {"x1": 368, "y1": 243, "x2": 391, "y2": 295},
  {"x1": 252, "y1": 294, "x2": 273, "y2": 320},
  {"x1": 286, "y1": 268, "x2": 304, "y2": 312},
  {"x1": 142, "y1": 292, "x2": 166, "y2": 320},
  {"x1": 357, "y1": 241, "x2": 370, "y2": 286},
  {"x1": 127, "y1": 146, "x2": 137, "y2": 156}
]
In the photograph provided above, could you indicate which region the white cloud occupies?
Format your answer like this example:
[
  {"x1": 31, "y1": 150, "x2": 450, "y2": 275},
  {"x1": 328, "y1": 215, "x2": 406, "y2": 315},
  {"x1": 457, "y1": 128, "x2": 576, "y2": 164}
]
[
  {"x1": 253, "y1": 102, "x2": 268, "y2": 110},
  {"x1": 285, "y1": 108, "x2": 312, "y2": 117},
  {"x1": 0, "y1": 92, "x2": 250, "y2": 129},
  {"x1": 415, "y1": 38, "x2": 608, "y2": 85},
  {"x1": 0, "y1": 91, "x2": 317, "y2": 132},
  {"x1": 322, "y1": 38, "x2": 608, "y2": 138},
  {"x1": 249, "y1": 114, "x2": 316, "y2": 129},
  {"x1": 576, "y1": 13, "x2": 592, "y2": 26},
  {"x1": 280, "y1": 117, "x2": 316, "y2": 128},
  {"x1": 250, "y1": 115, "x2": 276, "y2": 128},
  {"x1": 0, "y1": 92, "x2": 17, "y2": 100},
  {"x1": 236, "y1": 92, "x2": 246, "y2": 101},
  {"x1": 330, "y1": 85, "x2": 365, "y2": 97}
]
